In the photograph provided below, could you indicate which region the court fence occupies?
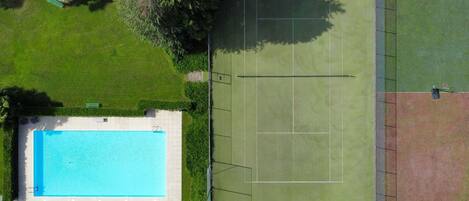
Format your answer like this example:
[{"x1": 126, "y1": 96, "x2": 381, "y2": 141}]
[{"x1": 376, "y1": 0, "x2": 397, "y2": 201}]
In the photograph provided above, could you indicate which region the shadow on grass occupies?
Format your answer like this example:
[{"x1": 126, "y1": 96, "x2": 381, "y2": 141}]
[
  {"x1": 0, "y1": 87, "x2": 64, "y2": 201},
  {"x1": 212, "y1": 0, "x2": 345, "y2": 53},
  {"x1": 69, "y1": 0, "x2": 113, "y2": 11}
]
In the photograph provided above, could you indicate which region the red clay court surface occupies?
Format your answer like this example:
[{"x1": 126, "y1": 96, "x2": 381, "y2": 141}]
[{"x1": 386, "y1": 93, "x2": 469, "y2": 201}]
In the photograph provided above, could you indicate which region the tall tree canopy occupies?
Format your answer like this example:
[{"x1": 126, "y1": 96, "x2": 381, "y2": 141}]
[{"x1": 118, "y1": 0, "x2": 218, "y2": 56}]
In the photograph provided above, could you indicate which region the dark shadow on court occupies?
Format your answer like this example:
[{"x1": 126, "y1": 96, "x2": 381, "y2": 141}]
[{"x1": 212, "y1": 0, "x2": 345, "y2": 53}]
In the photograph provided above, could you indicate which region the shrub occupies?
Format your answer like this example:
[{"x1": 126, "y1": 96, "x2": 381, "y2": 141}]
[
  {"x1": 137, "y1": 100, "x2": 192, "y2": 111},
  {"x1": 1, "y1": 126, "x2": 17, "y2": 201},
  {"x1": 175, "y1": 53, "x2": 208, "y2": 73},
  {"x1": 190, "y1": 173, "x2": 208, "y2": 201},
  {"x1": 184, "y1": 83, "x2": 208, "y2": 115},
  {"x1": 186, "y1": 115, "x2": 209, "y2": 177},
  {"x1": 20, "y1": 107, "x2": 143, "y2": 117}
]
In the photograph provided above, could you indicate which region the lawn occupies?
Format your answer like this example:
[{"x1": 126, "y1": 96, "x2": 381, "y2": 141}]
[{"x1": 0, "y1": 1, "x2": 187, "y2": 109}]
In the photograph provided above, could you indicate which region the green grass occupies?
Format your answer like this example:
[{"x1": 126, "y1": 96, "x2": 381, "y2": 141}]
[
  {"x1": 396, "y1": 0, "x2": 469, "y2": 92},
  {"x1": 0, "y1": 1, "x2": 187, "y2": 108},
  {"x1": 211, "y1": 0, "x2": 375, "y2": 200}
]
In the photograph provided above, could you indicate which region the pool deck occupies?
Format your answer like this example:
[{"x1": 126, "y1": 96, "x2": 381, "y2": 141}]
[{"x1": 18, "y1": 110, "x2": 182, "y2": 201}]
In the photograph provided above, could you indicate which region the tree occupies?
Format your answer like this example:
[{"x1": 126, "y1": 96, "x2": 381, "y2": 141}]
[
  {"x1": 0, "y1": 0, "x2": 16, "y2": 8},
  {"x1": 0, "y1": 95, "x2": 10, "y2": 124},
  {"x1": 118, "y1": 0, "x2": 218, "y2": 56}
]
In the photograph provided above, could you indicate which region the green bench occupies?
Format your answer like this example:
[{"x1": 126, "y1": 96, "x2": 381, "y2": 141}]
[
  {"x1": 85, "y1": 103, "x2": 101, "y2": 109},
  {"x1": 47, "y1": 0, "x2": 64, "y2": 8}
]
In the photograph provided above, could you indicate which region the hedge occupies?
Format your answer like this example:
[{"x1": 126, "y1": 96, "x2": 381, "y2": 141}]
[
  {"x1": 175, "y1": 53, "x2": 208, "y2": 73},
  {"x1": 17, "y1": 100, "x2": 192, "y2": 117},
  {"x1": 137, "y1": 100, "x2": 192, "y2": 111},
  {"x1": 20, "y1": 107, "x2": 143, "y2": 117},
  {"x1": 1, "y1": 125, "x2": 16, "y2": 201},
  {"x1": 184, "y1": 83, "x2": 208, "y2": 116},
  {"x1": 183, "y1": 82, "x2": 209, "y2": 201}
]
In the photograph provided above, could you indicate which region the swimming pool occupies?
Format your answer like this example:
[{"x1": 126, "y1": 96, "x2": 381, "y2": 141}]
[{"x1": 33, "y1": 130, "x2": 166, "y2": 197}]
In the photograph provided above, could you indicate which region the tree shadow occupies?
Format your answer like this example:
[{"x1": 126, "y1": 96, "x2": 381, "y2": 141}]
[
  {"x1": 69, "y1": 0, "x2": 113, "y2": 11},
  {"x1": 0, "y1": 87, "x2": 65, "y2": 201},
  {"x1": 0, "y1": 0, "x2": 24, "y2": 9},
  {"x1": 1, "y1": 87, "x2": 63, "y2": 112},
  {"x1": 212, "y1": 0, "x2": 345, "y2": 53}
]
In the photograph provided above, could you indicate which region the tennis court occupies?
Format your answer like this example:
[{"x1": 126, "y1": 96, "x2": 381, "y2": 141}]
[
  {"x1": 381, "y1": 0, "x2": 469, "y2": 201},
  {"x1": 211, "y1": 0, "x2": 375, "y2": 200}
]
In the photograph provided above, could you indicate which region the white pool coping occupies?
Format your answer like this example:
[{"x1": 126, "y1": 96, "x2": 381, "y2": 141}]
[{"x1": 18, "y1": 110, "x2": 182, "y2": 201}]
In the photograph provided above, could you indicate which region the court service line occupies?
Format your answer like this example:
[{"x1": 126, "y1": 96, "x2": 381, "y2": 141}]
[
  {"x1": 292, "y1": 19, "x2": 295, "y2": 137},
  {"x1": 243, "y1": 0, "x2": 247, "y2": 183},
  {"x1": 341, "y1": 17, "x2": 344, "y2": 181},
  {"x1": 328, "y1": 3, "x2": 332, "y2": 180},
  {"x1": 257, "y1": 131, "x2": 329, "y2": 135},
  {"x1": 250, "y1": 180, "x2": 344, "y2": 184},
  {"x1": 257, "y1": 17, "x2": 326, "y2": 21},
  {"x1": 255, "y1": 0, "x2": 259, "y2": 182}
]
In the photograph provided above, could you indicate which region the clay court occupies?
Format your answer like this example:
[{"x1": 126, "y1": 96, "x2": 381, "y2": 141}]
[{"x1": 386, "y1": 93, "x2": 469, "y2": 201}]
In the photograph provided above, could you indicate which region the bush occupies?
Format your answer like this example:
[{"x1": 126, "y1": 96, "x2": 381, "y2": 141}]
[
  {"x1": 137, "y1": 100, "x2": 192, "y2": 111},
  {"x1": 186, "y1": 115, "x2": 209, "y2": 177},
  {"x1": 190, "y1": 173, "x2": 208, "y2": 201},
  {"x1": 175, "y1": 53, "x2": 208, "y2": 73},
  {"x1": 20, "y1": 107, "x2": 143, "y2": 117},
  {"x1": 185, "y1": 83, "x2": 208, "y2": 115},
  {"x1": 1, "y1": 126, "x2": 17, "y2": 201}
]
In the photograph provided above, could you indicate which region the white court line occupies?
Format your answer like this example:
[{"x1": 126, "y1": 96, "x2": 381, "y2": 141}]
[
  {"x1": 328, "y1": 3, "x2": 332, "y2": 181},
  {"x1": 255, "y1": 0, "x2": 259, "y2": 182},
  {"x1": 257, "y1": 131, "x2": 329, "y2": 135},
  {"x1": 243, "y1": 0, "x2": 247, "y2": 183},
  {"x1": 257, "y1": 17, "x2": 326, "y2": 21},
  {"x1": 251, "y1": 180, "x2": 344, "y2": 184},
  {"x1": 292, "y1": 19, "x2": 295, "y2": 134},
  {"x1": 341, "y1": 18, "x2": 344, "y2": 182}
]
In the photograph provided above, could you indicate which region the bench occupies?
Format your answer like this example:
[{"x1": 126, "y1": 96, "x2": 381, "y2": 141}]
[
  {"x1": 85, "y1": 103, "x2": 101, "y2": 109},
  {"x1": 47, "y1": 0, "x2": 64, "y2": 8}
]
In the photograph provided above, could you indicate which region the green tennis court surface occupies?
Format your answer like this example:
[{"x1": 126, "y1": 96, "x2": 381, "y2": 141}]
[
  {"x1": 396, "y1": 0, "x2": 469, "y2": 92},
  {"x1": 211, "y1": 0, "x2": 375, "y2": 200}
]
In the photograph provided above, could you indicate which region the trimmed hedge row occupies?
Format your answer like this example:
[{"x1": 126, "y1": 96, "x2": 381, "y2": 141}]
[
  {"x1": 184, "y1": 82, "x2": 208, "y2": 116},
  {"x1": 175, "y1": 53, "x2": 208, "y2": 73},
  {"x1": 20, "y1": 107, "x2": 143, "y2": 117},
  {"x1": 183, "y1": 82, "x2": 209, "y2": 201},
  {"x1": 1, "y1": 126, "x2": 16, "y2": 201},
  {"x1": 18, "y1": 100, "x2": 193, "y2": 117},
  {"x1": 137, "y1": 100, "x2": 192, "y2": 111}
]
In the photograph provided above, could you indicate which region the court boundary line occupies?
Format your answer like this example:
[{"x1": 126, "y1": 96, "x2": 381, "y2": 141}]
[
  {"x1": 258, "y1": 17, "x2": 326, "y2": 21},
  {"x1": 250, "y1": 180, "x2": 344, "y2": 184},
  {"x1": 257, "y1": 131, "x2": 329, "y2": 135}
]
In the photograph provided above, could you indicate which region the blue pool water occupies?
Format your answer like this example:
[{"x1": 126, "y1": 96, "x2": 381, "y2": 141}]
[{"x1": 34, "y1": 130, "x2": 166, "y2": 197}]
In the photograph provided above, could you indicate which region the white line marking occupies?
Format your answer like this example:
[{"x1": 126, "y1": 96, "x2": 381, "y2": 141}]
[
  {"x1": 328, "y1": 3, "x2": 332, "y2": 180},
  {"x1": 243, "y1": 0, "x2": 247, "y2": 182},
  {"x1": 257, "y1": 17, "x2": 326, "y2": 21},
  {"x1": 257, "y1": 131, "x2": 329, "y2": 135},
  {"x1": 251, "y1": 180, "x2": 344, "y2": 184},
  {"x1": 255, "y1": 0, "x2": 259, "y2": 181},
  {"x1": 341, "y1": 16, "x2": 344, "y2": 182},
  {"x1": 292, "y1": 19, "x2": 295, "y2": 134}
]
